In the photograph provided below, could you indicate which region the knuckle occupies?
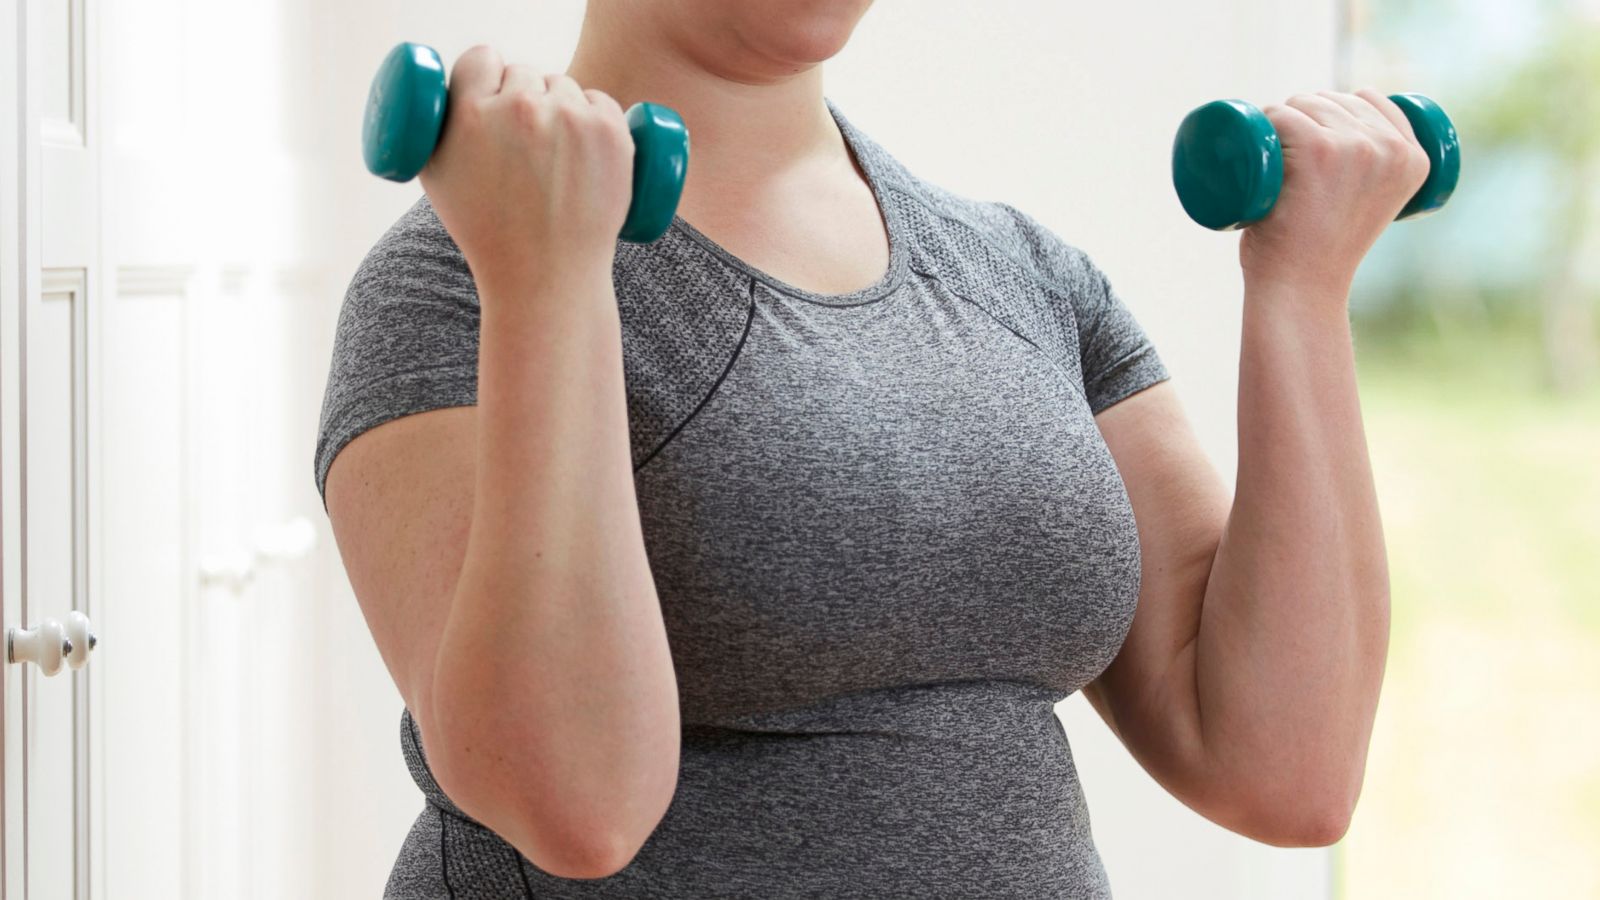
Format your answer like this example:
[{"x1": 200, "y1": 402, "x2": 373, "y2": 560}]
[
  {"x1": 555, "y1": 98, "x2": 586, "y2": 123},
  {"x1": 459, "y1": 95, "x2": 490, "y2": 125},
  {"x1": 1348, "y1": 136, "x2": 1380, "y2": 163},
  {"x1": 608, "y1": 121, "x2": 635, "y2": 153},
  {"x1": 1303, "y1": 131, "x2": 1339, "y2": 158},
  {"x1": 458, "y1": 44, "x2": 496, "y2": 69},
  {"x1": 509, "y1": 88, "x2": 540, "y2": 112},
  {"x1": 1405, "y1": 147, "x2": 1432, "y2": 178},
  {"x1": 1379, "y1": 132, "x2": 1411, "y2": 156},
  {"x1": 507, "y1": 90, "x2": 543, "y2": 126}
]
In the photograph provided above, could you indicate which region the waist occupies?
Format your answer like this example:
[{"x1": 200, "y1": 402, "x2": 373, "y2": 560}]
[{"x1": 400, "y1": 681, "x2": 1112, "y2": 897}]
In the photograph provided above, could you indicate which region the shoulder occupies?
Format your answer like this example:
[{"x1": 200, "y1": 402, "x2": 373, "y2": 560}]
[
  {"x1": 363, "y1": 194, "x2": 462, "y2": 265},
  {"x1": 329, "y1": 195, "x2": 481, "y2": 377},
  {"x1": 330, "y1": 196, "x2": 481, "y2": 360},
  {"x1": 841, "y1": 111, "x2": 1169, "y2": 411},
  {"x1": 316, "y1": 196, "x2": 482, "y2": 504},
  {"x1": 906, "y1": 176, "x2": 1108, "y2": 298},
  {"x1": 346, "y1": 195, "x2": 476, "y2": 304},
  {"x1": 836, "y1": 106, "x2": 1107, "y2": 300}
]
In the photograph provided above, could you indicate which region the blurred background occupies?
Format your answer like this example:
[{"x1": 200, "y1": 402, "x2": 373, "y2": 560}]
[
  {"x1": 1339, "y1": 0, "x2": 1600, "y2": 896},
  {"x1": 1, "y1": 0, "x2": 1593, "y2": 898}
]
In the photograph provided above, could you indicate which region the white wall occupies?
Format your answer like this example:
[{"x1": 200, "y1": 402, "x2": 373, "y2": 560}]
[{"x1": 253, "y1": 1, "x2": 1342, "y2": 896}]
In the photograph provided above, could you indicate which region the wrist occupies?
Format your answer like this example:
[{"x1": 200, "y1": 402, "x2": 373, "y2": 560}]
[
  {"x1": 468, "y1": 244, "x2": 616, "y2": 304},
  {"x1": 1241, "y1": 269, "x2": 1353, "y2": 310},
  {"x1": 1240, "y1": 279, "x2": 1355, "y2": 352}
]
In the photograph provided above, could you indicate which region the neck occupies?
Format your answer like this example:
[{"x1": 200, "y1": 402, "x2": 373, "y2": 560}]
[{"x1": 565, "y1": 4, "x2": 842, "y2": 211}]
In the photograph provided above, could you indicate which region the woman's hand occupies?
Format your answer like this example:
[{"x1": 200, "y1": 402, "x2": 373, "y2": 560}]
[
  {"x1": 1239, "y1": 89, "x2": 1432, "y2": 297},
  {"x1": 419, "y1": 45, "x2": 635, "y2": 291}
]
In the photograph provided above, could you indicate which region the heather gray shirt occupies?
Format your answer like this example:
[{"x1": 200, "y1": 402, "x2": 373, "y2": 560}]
[{"x1": 315, "y1": 99, "x2": 1169, "y2": 899}]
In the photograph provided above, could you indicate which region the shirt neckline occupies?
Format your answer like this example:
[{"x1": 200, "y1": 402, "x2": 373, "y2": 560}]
[{"x1": 665, "y1": 98, "x2": 910, "y2": 307}]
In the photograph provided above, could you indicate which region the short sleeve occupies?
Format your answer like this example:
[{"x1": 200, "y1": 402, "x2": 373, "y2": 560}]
[
  {"x1": 312, "y1": 197, "x2": 482, "y2": 509},
  {"x1": 997, "y1": 203, "x2": 1170, "y2": 414}
]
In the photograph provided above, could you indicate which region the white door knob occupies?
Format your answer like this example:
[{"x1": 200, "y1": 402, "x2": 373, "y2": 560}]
[
  {"x1": 198, "y1": 516, "x2": 318, "y2": 592},
  {"x1": 8, "y1": 618, "x2": 72, "y2": 676},
  {"x1": 63, "y1": 610, "x2": 97, "y2": 670}
]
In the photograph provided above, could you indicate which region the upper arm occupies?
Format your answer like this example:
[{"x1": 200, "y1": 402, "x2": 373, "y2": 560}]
[
  {"x1": 324, "y1": 406, "x2": 475, "y2": 739},
  {"x1": 1084, "y1": 381, "x2": 1232, "y2": 792},
  {"x1": 313, "y1": 196, "x2": 483, "y2": 736}
]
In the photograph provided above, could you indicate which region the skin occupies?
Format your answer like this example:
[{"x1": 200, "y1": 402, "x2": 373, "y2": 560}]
[{"x1": 324, "y1": 0, "x2": 1427, "y2": 879}]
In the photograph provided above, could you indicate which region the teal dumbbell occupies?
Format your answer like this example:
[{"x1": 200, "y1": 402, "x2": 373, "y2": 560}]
[
  {"x1": 362, "y1": 42, "x2": 690, "y2": 244},
  {"x1": 1172, "y1": 93, "x2": 1460, "y2": 231}
]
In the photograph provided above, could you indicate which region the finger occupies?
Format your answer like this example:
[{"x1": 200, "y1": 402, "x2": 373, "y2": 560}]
[
  {"x1": 583, "y1": 88, "x2": 624, "y2": 118},
  {"x1": 1261, "y1": 103, "x2": 1323, "y2": 146},
  {"x1": 542, "y1": 73, "x2": 586, "y2": 105},
  {"x1": 450, "y1": 44, "x2": 504, "y2": 104},
  {"x1": 1355, "y1": 88, "x2": 1422, "y2": 147},
  {"x1": 1285, "y1": 92, "x2": 1360, "y2": 130},
  {"x1": 1317, "y1": 90, "x2": 1395, "y2": 135},
  {"x1": 499, "y1": 63, "x2": 547, "y2": 98}
]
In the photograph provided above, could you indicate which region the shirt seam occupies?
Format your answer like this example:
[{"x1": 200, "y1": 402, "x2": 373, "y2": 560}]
[
  {"x1": 314, "y1": 367, "x2": 479, "y2": 507},
  {"x1": 326, "y1": 360, "x2": 478, "y2": 404},
  {"x1": 632, "y1": 278, "x2": 759, "y2": 474},
  {"x1": 885, "y1": 183, "x2": 1111, "y2": 332},
  {"x1": 907, "y1": 266, "x2": 1091, "y2": 408},
  {"x1": 1087, "y1": 342, "x2": 1162, "y2": 395},
  {"x1": 669, "y1": 220, "x2": 910, "y2": 308}
]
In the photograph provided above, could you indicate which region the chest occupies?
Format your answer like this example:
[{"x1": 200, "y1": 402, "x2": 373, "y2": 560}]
[{"x1": 622, "y1": 274, "x2": 1143, "y2": 725}]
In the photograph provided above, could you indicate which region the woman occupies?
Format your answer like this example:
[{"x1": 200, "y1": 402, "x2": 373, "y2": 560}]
[{"x1": 315, "y1": 1, "x2": 1422, "y2": 896}]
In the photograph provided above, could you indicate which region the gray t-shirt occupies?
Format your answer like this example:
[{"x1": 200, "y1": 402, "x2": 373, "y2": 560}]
[{"x1": 315, "y1": 99, "x2": 1169, "y2": 899}]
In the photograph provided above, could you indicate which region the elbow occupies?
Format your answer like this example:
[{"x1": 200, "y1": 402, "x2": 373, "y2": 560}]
[
  {"x1": 431, "y1": 743, "x2": 678, "y2": 879},
  {"x1": 520, "y1": 816, "x2": 665, "y2": 880},
  {"x1": 420, "y1": 717, "x2": 678, "y2": 880},
  {"x1": 1243, "y1": 800, "x2": 1355, "y2": 848},
  {"x1": 1202, "y1": 760, "x2": 1361, "y2": 848},
  {"x1": 542, "y1": 774, "x2": 683, "y2": 880},
  {"x1": 1224, "y1": 775, "x2": 1359, "y2": 848}
]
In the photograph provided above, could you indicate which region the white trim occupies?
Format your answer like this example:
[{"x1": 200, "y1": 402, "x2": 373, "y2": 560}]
[
  {"x1": 114, "y1": 266, "x2": 194, "y2": 298},
  {"x1": 40, "y1": 266, "x2": 83, "y2": 298},
  {"x1": 0, "y1": 0, "x2": 24, "y2": 891},
  {"x1": 39, "y1": 0, "x2": 83, "y2": 149}
]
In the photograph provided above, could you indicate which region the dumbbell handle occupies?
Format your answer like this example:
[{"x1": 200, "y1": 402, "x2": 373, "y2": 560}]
[
  {"x1": 1172, "y1": 93, "x2": 1461, "y2": 231},
  {"x1": 362, "y1": 42, "x2": 690, "y2": 244}
]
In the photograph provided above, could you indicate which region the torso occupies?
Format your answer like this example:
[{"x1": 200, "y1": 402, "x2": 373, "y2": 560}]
[{"x1": 320, "y1": 100, "x2": 1167, "y2": 899}]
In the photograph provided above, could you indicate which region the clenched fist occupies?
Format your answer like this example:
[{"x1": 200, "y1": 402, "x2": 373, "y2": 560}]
[
  {"x1": 1240, "y1": 89, "x2": 1432, "y2": 295},
  {"x1": 419, "y1": 45, "x2": 635, "y2": 290}
]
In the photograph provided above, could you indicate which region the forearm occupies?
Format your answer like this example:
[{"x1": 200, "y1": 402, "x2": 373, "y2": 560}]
[
  {"x1": 427, "y1": 258, "x2": 680, "y2": 872},
  {"x1": 1197, "y1": 277, "x2": 1390, "y2": 820}
]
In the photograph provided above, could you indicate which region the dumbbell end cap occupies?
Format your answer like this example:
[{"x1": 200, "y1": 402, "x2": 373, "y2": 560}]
[
  {"x1": 619, "y1": 102, "x2": 690, "y2": 244},
  {"x1": 1389, "y1": 93, "x2": 1461, "y2": 221},
  {"x1": 362, "y1": 43, "x2": 448, "y2": 183},
  {"x1": 1172, "y1": 99, "x2": 1284, "y2": 231}
]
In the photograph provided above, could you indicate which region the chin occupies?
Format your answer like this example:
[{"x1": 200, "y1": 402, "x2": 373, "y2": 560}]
[
  {"x1": 666, "y1": 0, "x2": 877, "y2": 74},
  {"x1": 752, "y1": 0, "x2": 874, "y2": 63}
]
